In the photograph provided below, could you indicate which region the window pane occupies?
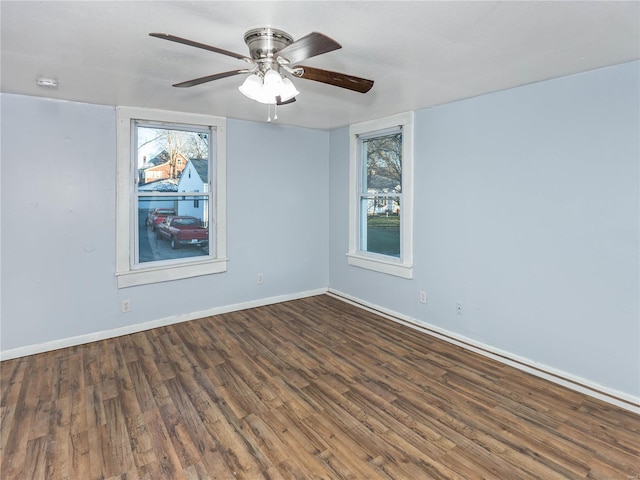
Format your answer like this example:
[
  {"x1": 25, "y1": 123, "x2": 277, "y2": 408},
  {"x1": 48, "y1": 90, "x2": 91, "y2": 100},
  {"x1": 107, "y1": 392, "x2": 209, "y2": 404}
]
[
  {"x1": 139, "y1": 196, "x2": 210, "y2": 263},
  {"x1": 360, "y1": 197, "x2": 400, "y2": 257},
  {"x1": 137, "y1": 126, "x2": 209, "y2": 192},
  {"x1": 363, "y1": 133, "x2": 402, "y2": 194},
  {"x1": 360, "y1": 131, "x2": 402, "y2": 258},
  {"x1": 136, "y1": 123, "x2": 212, "y2": 264}
]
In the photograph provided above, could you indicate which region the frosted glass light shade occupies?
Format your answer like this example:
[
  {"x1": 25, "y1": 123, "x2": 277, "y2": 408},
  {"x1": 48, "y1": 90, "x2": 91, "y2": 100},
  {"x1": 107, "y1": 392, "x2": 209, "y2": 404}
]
[
  {"x1": 262, "y1": 69, "x2": 284, "y2": 98},
  {"x1": 279, "y1": 77, "x2": 300, "y2": 102},
  {"x1": 239, "y1": 74, "x2": 263, "y2": 101}
]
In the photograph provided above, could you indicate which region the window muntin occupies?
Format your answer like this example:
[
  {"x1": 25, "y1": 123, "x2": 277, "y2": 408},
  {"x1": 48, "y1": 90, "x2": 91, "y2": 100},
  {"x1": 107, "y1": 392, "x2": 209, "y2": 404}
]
[
  {"x1": 348, "y1": 112, "x2": 414, "y2": 279},
  {"x1": 116, "y1": 107, "x2": 227, "y2": 288}
]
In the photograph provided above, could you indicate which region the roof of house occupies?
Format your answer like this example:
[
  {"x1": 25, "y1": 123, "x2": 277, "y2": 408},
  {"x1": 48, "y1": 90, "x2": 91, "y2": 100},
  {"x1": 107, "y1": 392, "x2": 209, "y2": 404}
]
[
  {"x1": 140, "y1": 150, "x2": 169, "y2": 170},
  {"x1": 137, "y1": 178, "x2": 178, "y2": 192},
  {"x1": 188, "y1": 159, "x2": 208, "y2": 183}
]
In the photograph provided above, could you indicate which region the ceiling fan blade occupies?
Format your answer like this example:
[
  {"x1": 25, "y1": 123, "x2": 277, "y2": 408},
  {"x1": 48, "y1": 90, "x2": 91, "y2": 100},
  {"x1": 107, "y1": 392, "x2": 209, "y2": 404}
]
[
  {"x1": 150, "y1": 33, "x2": 250, "y2": 61},
  {"x1": 276, "y1": 96, "x2": 296, "y2": 106},
  {"x1": 172, "y1": 70, "x2": 249, "y2": 88},
  {"x1": 295, "y1": 66, "x2": 374, "y2": 93},
  {"x1": 276, "y1": 32, "x2": 341, "y2": 64}
]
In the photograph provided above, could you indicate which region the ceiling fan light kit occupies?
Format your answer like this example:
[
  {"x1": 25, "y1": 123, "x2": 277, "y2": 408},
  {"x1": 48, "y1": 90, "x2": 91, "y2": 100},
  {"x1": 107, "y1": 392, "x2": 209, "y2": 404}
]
[
  {"x1": 150, "y1": 27, "x2": 374, "y2": 122},
  {"x1": 239, "y1": 68, "x2": 300, "y2": 105}
]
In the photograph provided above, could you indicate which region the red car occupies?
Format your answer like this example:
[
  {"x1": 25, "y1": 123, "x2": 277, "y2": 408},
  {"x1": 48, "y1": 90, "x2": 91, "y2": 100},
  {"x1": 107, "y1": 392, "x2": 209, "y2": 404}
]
[
  {"x1": 146, "y1": 208, "x2": 176, "y2": 230},
  {"x1": 155, "y1": 216, "x2": 209, "y2": 249}
]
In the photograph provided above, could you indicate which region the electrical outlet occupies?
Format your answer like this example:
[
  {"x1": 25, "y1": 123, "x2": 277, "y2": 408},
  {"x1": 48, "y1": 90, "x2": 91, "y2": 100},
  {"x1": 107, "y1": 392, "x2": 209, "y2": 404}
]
[
  {"x1": 456, "y1": 301, "x2": 464, "y2": 315},
  {"x1": 257, "y1": 273, "x2": 264, "y2": 284},
  {"x1": 419, "y1": 290, "x2": 427, "y2": 304},
  {"x1": 121, "y1": 299, "x2": 131, "y2": 313}
]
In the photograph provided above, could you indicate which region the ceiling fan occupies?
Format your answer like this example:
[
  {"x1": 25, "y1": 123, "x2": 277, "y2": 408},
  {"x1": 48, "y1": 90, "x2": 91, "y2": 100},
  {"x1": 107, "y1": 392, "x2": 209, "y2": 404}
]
[{"x1": 149, "y1": 28, "x2": 374, "y2": 114}]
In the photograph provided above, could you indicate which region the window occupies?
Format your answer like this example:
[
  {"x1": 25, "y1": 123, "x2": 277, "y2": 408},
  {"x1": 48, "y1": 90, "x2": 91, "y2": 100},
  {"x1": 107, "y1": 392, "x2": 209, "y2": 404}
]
[
  {"x1": 116, "y1": 107, "x2": 227, "y2": 288},
  {"x1": 348, "y1": 112, "x2": 414, "y2": 278}
]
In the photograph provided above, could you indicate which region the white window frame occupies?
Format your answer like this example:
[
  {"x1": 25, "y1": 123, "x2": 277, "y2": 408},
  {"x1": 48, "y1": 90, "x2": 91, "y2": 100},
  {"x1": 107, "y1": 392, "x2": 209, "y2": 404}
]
[
  {"x1": 116, "y1": 106, "x2": 227, "y2": 288},
  {"x1": 347, "y1": 111, "x2": 414, "y2": 279}
]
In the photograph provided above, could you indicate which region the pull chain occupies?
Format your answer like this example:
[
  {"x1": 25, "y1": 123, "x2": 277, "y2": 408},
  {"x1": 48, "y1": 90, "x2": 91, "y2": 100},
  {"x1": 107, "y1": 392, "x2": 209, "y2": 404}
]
[{"x1": 267, "y1": 101, "x2": 278, "y2": 123}]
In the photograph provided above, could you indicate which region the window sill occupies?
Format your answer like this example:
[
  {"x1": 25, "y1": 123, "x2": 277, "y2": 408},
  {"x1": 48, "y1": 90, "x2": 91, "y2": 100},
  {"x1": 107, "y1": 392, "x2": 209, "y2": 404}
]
[
  {"x1": 346, "y1": 253, "x2": 413, "y2": 279},
  {"x1": 117, "y1": 258, "x2": 228, "y2": 288}
]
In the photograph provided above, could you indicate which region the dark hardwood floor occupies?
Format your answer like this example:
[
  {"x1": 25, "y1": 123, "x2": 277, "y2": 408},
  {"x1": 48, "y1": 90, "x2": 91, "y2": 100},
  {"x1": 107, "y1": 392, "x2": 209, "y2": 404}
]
[{"x1": 1, "y1": 294, "x2": 639, "y2": 479}]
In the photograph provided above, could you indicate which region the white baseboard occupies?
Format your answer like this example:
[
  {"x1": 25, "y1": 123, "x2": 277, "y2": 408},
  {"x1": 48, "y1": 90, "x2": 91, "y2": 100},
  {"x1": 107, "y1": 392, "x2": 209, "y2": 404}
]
[
  {"x1": 0, "y1": 288, "x2": 328, "y2": 361},
  {"x1": 327, "y1": 289, "x2": 640, "y2": 414}
]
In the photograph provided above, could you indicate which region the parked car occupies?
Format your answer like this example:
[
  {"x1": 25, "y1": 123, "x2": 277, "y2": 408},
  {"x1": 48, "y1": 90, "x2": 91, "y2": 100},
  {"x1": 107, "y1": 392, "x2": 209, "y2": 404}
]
[
  {"x1": 146, "y1": 208, "x2": 176, "y2": 230},
  {"x1": 155, "y1": 216, "x2": 208, "y2": 249}
]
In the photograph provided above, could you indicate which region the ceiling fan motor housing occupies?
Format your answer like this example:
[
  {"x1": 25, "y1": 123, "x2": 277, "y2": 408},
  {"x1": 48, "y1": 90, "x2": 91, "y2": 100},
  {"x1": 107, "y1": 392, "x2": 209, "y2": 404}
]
[{"x1": 244, "y1": 28, "x2": 293, "y2": 72}]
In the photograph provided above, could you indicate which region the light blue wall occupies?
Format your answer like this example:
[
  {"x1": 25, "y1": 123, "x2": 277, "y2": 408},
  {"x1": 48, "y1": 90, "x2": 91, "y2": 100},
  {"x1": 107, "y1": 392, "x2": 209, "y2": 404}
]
[
  {"x1": 226, "y1": 119, "x2": 329, "y2": 298},
  {"x1": 1, "y1": 97, "x2": 118, "y2": 349},
  {"x1": 329, "y1": 61, "x2": 640, "y2": 397},
  {"x1": 0, "y1": 95, "x2": 329, "y2": 351}
]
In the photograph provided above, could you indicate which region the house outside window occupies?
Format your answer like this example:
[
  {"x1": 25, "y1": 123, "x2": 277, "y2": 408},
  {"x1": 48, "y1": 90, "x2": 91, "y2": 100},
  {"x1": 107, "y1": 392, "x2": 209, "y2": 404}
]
[
  {"x1": 348, "y1": 112, "x2": 414, "y2": 279},
  {"x1": 116, "y1": 107, "x2": 227, "y2": 288},
  {"x1": 177, "y1": 161, "x2": 207, "y2": 218}
]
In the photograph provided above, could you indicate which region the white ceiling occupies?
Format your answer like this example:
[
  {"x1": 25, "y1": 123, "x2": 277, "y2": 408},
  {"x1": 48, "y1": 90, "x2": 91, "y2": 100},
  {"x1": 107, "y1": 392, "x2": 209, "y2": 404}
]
[{"x1": 1, "y1": 1, "x2": 638, "y2": 130}]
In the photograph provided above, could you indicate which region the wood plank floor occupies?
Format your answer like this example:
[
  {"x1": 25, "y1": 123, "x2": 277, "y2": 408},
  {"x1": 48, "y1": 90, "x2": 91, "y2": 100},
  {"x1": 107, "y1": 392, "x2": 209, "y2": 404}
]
[{"x1": 1, "y1": 294, "x2": 639, "y2": 479}]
